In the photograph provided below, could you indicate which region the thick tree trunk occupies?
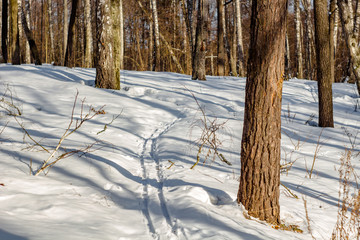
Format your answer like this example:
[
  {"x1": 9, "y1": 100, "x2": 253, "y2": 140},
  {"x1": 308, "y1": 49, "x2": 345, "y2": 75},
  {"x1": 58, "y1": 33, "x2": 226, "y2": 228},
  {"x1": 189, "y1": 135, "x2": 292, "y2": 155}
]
[
  {"x1": 295, "y1": 0, "x2": 303, "y2": 79},
  {"x1": 338, "y1": 0, "x2": 360, "y2": 95},
  {"x1": 235, "y1": 0, "x2": 245, "y2": 76},
  {"x1": 192, "y1": 0, "x2": 207, "y2": 80},
  {"x1": 64, "y1": 0, "x2": 78, "y2": 67},
  {"x1": 237, "y1": 0, "x2": 287, "y2": 225},
  {"x1": 2, "y1": 0, "x2": 8, "y2": 62},
  {"x1": 20, "y1": 6, "x2": 42, "y2": 65},
  {"x1": 119, "y1": 0, "x2": 124, "y2": 70},
  {"x1": 95, "y1": 0, "x2": 119, "y2": 89},
  {"x1": 111, "y1": 0, "x2": 121, "y2": 88},
  {"x1": 314, "y1": 0, "x2": 334, "y2": 127}
]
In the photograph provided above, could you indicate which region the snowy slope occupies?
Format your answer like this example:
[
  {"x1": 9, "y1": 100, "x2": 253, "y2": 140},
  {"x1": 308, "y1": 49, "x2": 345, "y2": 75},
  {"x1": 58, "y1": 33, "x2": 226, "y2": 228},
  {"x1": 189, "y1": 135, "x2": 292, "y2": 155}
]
[{"x1": 0, "y1": 64, "x2": 359, "y2": 240}]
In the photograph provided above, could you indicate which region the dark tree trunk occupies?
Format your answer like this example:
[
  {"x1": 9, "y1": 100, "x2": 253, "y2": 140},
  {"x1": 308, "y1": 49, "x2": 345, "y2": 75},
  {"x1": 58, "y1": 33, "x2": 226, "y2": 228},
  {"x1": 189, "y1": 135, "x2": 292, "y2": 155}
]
[
  {"x1": 64, "y1": 0, "x2": 79, "y2": 67},
  {"x1": 237, "y1": 0, "x2": 287, "y2": 225},
  {"x1": 314, "y1": 0, "x2": 334, "y2": 127},
  {"x1": 192, "y1": 0, "x2": 207, "y2": 80},
  {"x1": 2, "y1": 0, "x2": 8, "y2": 62},
  {"x1": 217, "y1": 0, "x2": 226, "y2": 76},
  {"x1": 20, "y1": 6, "x2": 42, "y2": 65}
]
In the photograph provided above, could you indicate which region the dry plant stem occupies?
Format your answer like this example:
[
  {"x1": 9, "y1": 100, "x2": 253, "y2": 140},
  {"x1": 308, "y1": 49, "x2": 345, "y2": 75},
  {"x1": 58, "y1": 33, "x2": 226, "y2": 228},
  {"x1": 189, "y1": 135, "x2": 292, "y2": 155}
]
[
  {"x1": 34, "y1": 92, "x2": 104, "y2": 176},
  {"x1": 281, "y1": 183, "x2": 298, "y2": 199},
  {"x1": 303, "y1": 197, "x2": 316, "y2": 239},
  {"x1": 309, "y1": 128, "x2": 324, "y2": 179}
]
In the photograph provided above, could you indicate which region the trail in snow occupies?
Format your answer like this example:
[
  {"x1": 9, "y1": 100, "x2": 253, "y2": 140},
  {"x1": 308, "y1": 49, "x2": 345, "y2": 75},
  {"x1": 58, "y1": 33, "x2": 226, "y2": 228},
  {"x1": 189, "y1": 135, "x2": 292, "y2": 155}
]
[{"x1": 139, "y1": 117, "x2": 184, "y2": 239}]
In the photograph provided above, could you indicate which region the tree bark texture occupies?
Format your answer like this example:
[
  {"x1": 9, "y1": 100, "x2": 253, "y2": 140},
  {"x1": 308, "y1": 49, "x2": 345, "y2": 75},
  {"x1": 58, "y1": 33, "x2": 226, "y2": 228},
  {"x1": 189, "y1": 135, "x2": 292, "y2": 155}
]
[
  {"x1": 192, "y1": 0, "x2": 207, "y2": 80},
  {"x1": 47, "y1": 0, "x2": 54, "y2": 62},
  {"x1": 2, "y1": 0, "x2": 8, "y2": 62},
  {"x1": 314, "y1": 0, "x2": 334, "y2": 127},
  {"x1": 95, "y1": 0, "x2": 119, "y2": 90},
  {"x1": 63, "y1": 0, "x2": 68, "y2": 65},
  {"x1": 10, "y1": 0, "x2": 20, "y2": 64},
  {"x1": 20, "y1": 6, "x2": 42, "y2": 65},
  {"x1": 337, "y1": 0, "x2": 360, "y2": 95},
  {"x1": 151, "y1": 0, "x2": 160, "y2": 71},
  {"x1": 111, "y1": 0, "x2": 121, "y2": 88},
  {"x1": 24, "y1": 0, "x2": 31, "y2": 63},
  {"x1": 237, "y1": 0, "x2": 287, "y2": 225}
]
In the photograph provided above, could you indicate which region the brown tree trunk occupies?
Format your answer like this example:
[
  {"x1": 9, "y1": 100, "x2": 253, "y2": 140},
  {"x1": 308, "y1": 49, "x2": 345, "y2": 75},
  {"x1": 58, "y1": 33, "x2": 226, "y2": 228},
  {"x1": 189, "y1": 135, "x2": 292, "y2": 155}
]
[
  {"x1": 217, "y1": 0, "x2": 226, "y2": 76},
  {"x1": 295, "y1": 0, "x2": 303, "y2": 79},
  {"x1": 2, "y1": 0, "x2": 8, "y2": 62},
  {"x1": 314, "y1": 0, "x2": 334, "y2": 127},
  {"x1": 237, "y1": 0, "x2": 287, "y2": 225},
  {"x1": 20, "y1": 6, "x2": 42, "y2": 65},
  {"x1": 10, "y1": 0, "x2": 20, "y2": 64},
  {"x1": 192, "y1": 0, "x2": 207, "y2": 80},
  {"x1": 64, "y1": 0, "x2": 78, "y2": 67}
]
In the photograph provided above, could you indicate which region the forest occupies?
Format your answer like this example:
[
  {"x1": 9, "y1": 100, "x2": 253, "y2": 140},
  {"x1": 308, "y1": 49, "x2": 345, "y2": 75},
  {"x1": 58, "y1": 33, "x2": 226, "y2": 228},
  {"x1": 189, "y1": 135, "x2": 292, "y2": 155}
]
[{"x1": 0, "y1": 0, "x2": 359, "y2": 239}]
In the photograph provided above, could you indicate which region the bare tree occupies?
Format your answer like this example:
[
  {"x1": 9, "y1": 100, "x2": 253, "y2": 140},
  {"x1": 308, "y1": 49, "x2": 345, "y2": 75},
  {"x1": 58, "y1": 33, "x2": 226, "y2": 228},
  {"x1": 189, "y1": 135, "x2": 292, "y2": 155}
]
[
  {"x1": 63, "y1": 0, "x2": 68, "y2": 65},
  {"x1": 237, "y1": 0, "x2": 287, "y2": 224},
  {"x1": 10, "y1": 0, "x2": 20, "y2": 64},
  {"x1": 235, "y1": 0, "x2": 245, "y2": 76},
  {"x1": 1, "y1": 0, "x2": 8, "y2": 62},
  {"x1": 217, "y1": 0, "x2": 226, "y2": 76},
  {"x1": 295, "y1": 0, "x2": 303, "y2": 78},
  {"x1": 64, "y1": 0, "x2": 79, "y2": 67},
  {"x1": 151, "y1": 0, "x2": 160, "y2": 71},
  {"x1": 314, "y1": 0, "x2": 334, "y2": 127}
]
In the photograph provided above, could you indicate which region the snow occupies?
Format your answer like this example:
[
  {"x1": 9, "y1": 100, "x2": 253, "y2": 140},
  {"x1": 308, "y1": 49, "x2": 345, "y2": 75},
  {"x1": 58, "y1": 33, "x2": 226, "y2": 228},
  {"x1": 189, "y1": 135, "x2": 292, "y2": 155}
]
[{"x1": 0, "y1": 64, "x2": 359, "y2": 240}]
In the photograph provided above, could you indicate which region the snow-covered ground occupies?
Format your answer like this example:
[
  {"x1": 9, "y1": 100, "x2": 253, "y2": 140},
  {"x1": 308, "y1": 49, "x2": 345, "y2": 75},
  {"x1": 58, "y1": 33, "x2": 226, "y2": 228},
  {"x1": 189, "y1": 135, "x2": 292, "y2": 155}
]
[{"x1": 0, "y1": 64, "x2": 359, "y2": 240}]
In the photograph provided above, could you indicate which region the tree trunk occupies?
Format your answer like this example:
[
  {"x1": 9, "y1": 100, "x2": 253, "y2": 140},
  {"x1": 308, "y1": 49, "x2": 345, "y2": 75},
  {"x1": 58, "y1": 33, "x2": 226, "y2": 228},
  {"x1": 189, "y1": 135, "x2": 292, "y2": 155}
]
[
  {"x1": 295, "y1": 0, "x2": 303, "y2": 79},
  {"x1": 2, "y1": 0, "x2": 8, "y2": 62},
  {"x1": 151, "y1": 0, "x2": 160, "y2": 71},
  {"x1": 95, "y1": 0, "x2": 119, "y2": 89},
  {"x1": 192, "y1": 0, "x2": 207, "y2": 80},
  {"x1": 20, "y1": 6, "x2": 42, "y2": 65},
  {"x1": 235, "y1": 0, "x2": 245, "y2": 76},
  {"x1": 111, "y1": 0, "x2": 121, "y2": 88},
  {"x1": 330, "y1": 0, "x2": 337, "y2": 83},
  {"x1": 338, "y1": 0, "x2": 360, "y2": 95},
  {"x1": 63, "y1": 0, "x2": 68, "y2": 65},
  {"x1": 47, "y1": 0, "x2": 54, "y2": 62},
  {"x1": 84, "y1": 0, "x2": 92, "y2": 68},
  {"x1": 64, "y1": 0, "x2": 78, "y2": 67},
  {"x1": 237, "y1": 0, "x2": 287, "y2": 225},
  {"x1": 314, "y1": 0, "x2": 334, "y2": 127},
  {"x1": 303, "y1": 0, "x2": 316, "y2": 80},
  {"x1": 10, "y1": 0, "x2": 20, "y2": 64},
  {"x1": 119, "y1": 0, "x2": 124, "y2": 70},
  {"x1": 217, "y1": 0, "x2": 226, "y2": 76},
  {"x1": 24, "y1": 0, "x2": 31, "y2": 63}
]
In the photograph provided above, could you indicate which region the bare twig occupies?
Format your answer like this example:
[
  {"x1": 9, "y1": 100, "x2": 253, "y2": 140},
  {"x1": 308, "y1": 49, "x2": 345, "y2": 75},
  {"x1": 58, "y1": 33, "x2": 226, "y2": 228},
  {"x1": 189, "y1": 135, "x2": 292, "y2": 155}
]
[{"x1": 308, "y1": 128, "x2": 324, "y2": 179}]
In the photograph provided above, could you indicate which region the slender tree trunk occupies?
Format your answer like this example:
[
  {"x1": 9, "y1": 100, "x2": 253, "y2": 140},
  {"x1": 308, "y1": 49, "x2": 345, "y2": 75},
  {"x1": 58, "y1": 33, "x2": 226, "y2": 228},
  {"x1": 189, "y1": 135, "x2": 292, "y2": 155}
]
[
  {"x1": 151, "y1": 0, "x2": 160, "y2": 71},
  {"x1": 314, "y1": 0, "x2": 334, "y2": 127},
  {"x1": 303, "y1": 0, "x2": 316, "y2": 80},
  {"x1": 46, "y1": 0, "x2": 54, "y2": 62},
  {"x1": 148, "y1": 1, "x2": 154, "y2": 71},
  {"x1": 235, "y1": 0, "x2": 245, "y2": 76},
  {"x1": 20, "y1": 6, "x2": 41, "y2": 65},
  {"x1": 330, "y1": 0, "x2": 337, "y2": 83},
  {"x1": 63, "y1": 0, "x2": 68, "y2": 65},
  {"x1": 119, "y1": 0, "x2": 124, "y2": 69},
  {"x1": 217, "y1": 0, "x2": 226, "y2": 76},
  {"x1": 111, "y1": 0, "x2": 120, "y2": 87},
  {"x1": 295, "y1": 0, "x2": 303, "y2": 79},
  {"x1": 24, "y1": 0, "x2": 31, "y2": 63},
  {"x1": 285, "y1": 29, "x2": 291, "y2": 79},
  {"x1": 10, "y1": 0, "x2": 20, "y2": 64},
  {"x1": 237, "y1": 0, "x2": 287, "y2": 225},
  {"x1": 64, "y1": 0, "x2": 78, "y2": 67},
  {"x1": 1, "y1": 0, "x2": 8, "y2": 62},
  {"x1": 84, "y1": 0, "x2": 92, "y2": 68},
  {"x1": 192, "y1": 0, "x2": 207, "y2": 80}
]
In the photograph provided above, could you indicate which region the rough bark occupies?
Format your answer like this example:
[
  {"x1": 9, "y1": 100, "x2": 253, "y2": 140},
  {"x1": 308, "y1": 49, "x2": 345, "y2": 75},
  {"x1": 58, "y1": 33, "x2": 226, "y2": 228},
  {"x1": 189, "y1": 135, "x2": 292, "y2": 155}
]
[
  {"x1": 119, "y1": 0, "x2": 124, "y2": 70},
  {"x1": 95, "y1": 0, "x2": 119, "y2": 89},
  {"x1": 302, "y1": 0, "x2": 316, "y2": 80},
  {"x1": 47, "y1": 0, "x2": 54, "y2": 62},
  {"x1": 314, "y1": 0, "x2": 334, "y2": 127},
  {"x1": 20, "y1": 6, "x2": 42, "y2": 65},
  {"x1": 338, "y1": 0, "x2": 360, "y2": 95},
  {"x1": 111, "y1": 0, "x2": 121, "y2": 88},
  {"x1": 192, "y1": 0, "x2": 207, "y2": 80},
  {"x1": 237, "y1": 0, "x2": 287, "y2": 225},
  {"x1": 2, "y1": 0, "x2": 8, "y2": 62},
  {"x1": 295, "y1": 0, "x2": 303, "y2": 79},
  {"x1": 24, "y1": 0, "x2": 31, "y2": 63},
  {"x1": 235, "y1": 0, "x2": 245, "y2": 76},
  {"x1": 63, "y1": 0, "x2": 68, "y2": 65}
]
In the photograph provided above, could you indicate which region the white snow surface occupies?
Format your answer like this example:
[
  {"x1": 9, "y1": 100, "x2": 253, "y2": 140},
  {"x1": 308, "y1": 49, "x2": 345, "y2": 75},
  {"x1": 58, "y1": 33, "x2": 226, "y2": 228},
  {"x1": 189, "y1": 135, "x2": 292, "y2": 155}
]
[{"x1": 0, "y1": 64, "x2": 359, "y2": 240}]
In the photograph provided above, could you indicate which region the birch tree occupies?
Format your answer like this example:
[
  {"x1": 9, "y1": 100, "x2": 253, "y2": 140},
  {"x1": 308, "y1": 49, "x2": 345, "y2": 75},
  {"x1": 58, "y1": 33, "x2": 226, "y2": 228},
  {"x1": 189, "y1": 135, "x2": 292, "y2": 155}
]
[
  {"x1": 151, "y1": 0, "x2": 160, "y2": 71},
  {"x1": 235, "y1": 0, "x2": 245, "y2": 76},
  {"x1": 295, "y1": 0, "x2": 303, "y2": 79}
]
